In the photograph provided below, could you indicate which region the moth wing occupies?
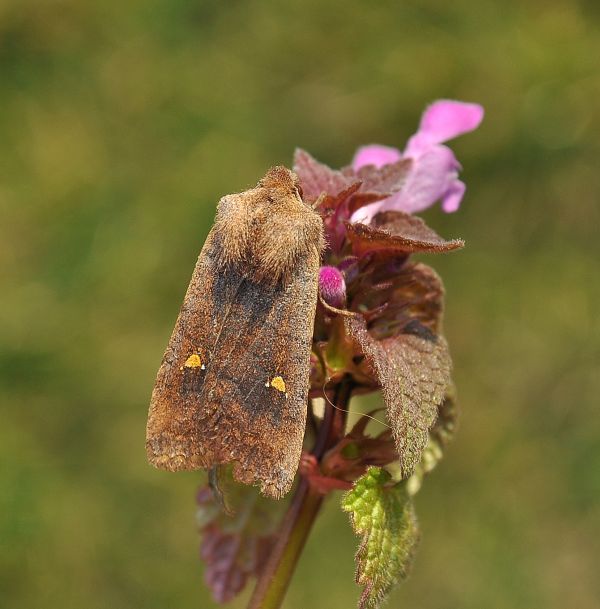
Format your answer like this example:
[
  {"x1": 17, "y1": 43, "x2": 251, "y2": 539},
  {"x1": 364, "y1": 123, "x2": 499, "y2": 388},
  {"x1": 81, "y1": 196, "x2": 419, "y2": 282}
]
[{"x1": 146, "y1": 229, "x2": 320, "y2": 499}]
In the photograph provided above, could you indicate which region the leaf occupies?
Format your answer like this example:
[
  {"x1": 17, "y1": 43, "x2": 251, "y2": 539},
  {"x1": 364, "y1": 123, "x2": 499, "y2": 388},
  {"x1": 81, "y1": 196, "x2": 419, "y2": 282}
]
[
  {"x1": 406, "y1": 388, "x2": 459, "y2": 495},
  {"x1": 345, "y1": 210, "x2": 464, "y2": 256},
  {"x1": 342, "y1": 467, "x2": 419, "y2": 609},
  {"x1": 196, "y1": 467, "x2": 284, "y2": 603},
  {"x1": 342, "y1": 261, "x2": 452, "y2": 477},
  {"x1": 293, "y1": 148, "x2": 352, "y2": 200},
  {"x1": 345, "y1": 315, "x2": 452, "y2": 479},
  {"x1": 349, "y1": 261, "x2": 446, "y2": 339},
  {"x1": 321, "y1": 411, "x2": 398, "y2": 482},
  {"x1": 429, "y1": 387, "x2": 458, "y2": 449},
  {"x1": 293, "y1": 150, "x2": 412, "y2": 215},
  {"x1": 342, "y1": 158, "x2": 413, "y2": 195},
  {"x1": 318, "y1": 182, "x2": 362, "y2": 215}
]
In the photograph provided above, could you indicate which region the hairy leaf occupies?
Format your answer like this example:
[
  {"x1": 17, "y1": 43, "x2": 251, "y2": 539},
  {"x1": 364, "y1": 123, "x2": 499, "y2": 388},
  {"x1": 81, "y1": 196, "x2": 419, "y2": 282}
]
[
  {"x1": 406, "y1": 389, "x2": 459, "y2": 495},
  {"x1": 293, "y1": 148, "x2": 351, "y2": 199},
  {"x1": 196, "y1": 468, "x2": 284, "y2": 603},
  {"x1": 429, "y1": 387, "x2": 458, "y2": 449},
  {"x1": 321, "y1": 411, "x2": 398, "y2": 483},
  {"x1": 318, "y1": 181, "x2": 362, "y2": 215},
  {"x1": 349, "y1": 261, "x2": 446, "y2": 339},
  {"x1": 345, "y1": 315, "x2": 452, "y2": 478},
  {"x1": 342, "y1": 467, "x2": 419, "y2": 609},
  {"x1": 346, "y1": 210, "x2": 464, "y2": 256},
  {"x1": 343, "y1": 158, "x2": 413, "y2": 195},
  {"x1": 293, "y1": 150, "x2": 402, "y2": 226}
]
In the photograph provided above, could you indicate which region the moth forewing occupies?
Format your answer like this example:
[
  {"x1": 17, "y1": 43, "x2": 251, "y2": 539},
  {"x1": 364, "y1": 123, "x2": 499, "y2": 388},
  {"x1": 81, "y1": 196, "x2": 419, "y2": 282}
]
[{"x1": 146, "y1": 166, "x2": 324, "y2": 499}]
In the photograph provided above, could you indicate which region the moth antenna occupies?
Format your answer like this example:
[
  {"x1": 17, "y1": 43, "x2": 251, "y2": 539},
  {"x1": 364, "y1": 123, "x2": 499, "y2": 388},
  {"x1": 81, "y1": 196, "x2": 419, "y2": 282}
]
[
  {"x1": 208, "y1": 466, "x2": 235, "y2": 516},
  {"x1": 320, "y1": 378, "x2": 391, "y2": 429},
  {"x1": 311, "y1": 192, "x2": 327, "y2": 209}
]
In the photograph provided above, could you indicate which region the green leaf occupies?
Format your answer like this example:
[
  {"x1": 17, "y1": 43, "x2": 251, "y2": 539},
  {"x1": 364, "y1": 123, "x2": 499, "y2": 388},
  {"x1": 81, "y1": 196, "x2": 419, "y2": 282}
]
[{"x1": 342, "y1": 467, "x2": 420, "y2": 609}]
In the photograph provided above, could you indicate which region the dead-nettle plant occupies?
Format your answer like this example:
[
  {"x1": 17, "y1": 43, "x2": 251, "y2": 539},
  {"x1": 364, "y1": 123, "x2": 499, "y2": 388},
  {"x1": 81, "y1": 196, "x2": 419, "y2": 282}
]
[{"x1": 146, "y1": 100, "x2": 484, "y2": 609}]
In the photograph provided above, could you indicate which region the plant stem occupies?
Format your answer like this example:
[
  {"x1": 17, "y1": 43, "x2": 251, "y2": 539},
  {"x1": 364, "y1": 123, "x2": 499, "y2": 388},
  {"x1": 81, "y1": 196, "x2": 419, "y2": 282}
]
[
  {"x1": 247, "y1": 478, "x2": 322, "y2": 609},
  {"x1": 247, "y1": 378, "x2": 353, "y2": 609}
]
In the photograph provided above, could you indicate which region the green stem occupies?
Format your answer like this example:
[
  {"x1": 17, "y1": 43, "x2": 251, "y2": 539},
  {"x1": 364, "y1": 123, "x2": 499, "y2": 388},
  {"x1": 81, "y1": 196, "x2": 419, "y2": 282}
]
[
  {"x1": 247, "y1": 378, "x2": 353, "y2": 609},
  {"x1": 247, "y1": 479, "x2": 322, "y2": 609}
]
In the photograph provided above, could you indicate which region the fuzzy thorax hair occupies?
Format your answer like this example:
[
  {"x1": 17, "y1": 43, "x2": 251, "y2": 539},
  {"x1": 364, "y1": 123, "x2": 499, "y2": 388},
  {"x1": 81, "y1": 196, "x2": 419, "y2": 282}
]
[{"x1": 212, "y1": 166, "x2": 324, "y2": 284}]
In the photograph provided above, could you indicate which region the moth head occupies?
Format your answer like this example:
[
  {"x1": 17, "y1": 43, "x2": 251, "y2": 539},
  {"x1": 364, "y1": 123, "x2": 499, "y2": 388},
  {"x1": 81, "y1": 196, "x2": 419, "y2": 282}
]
[{"x1": 259, "y1": 166, "x2": 302, "y2": 200}]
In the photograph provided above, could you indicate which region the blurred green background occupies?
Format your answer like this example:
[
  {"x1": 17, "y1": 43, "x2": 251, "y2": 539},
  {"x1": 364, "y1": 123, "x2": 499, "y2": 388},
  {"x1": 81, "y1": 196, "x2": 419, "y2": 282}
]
[{"x1": 1, "y1": 1, "x2": 599, "y2": 608}]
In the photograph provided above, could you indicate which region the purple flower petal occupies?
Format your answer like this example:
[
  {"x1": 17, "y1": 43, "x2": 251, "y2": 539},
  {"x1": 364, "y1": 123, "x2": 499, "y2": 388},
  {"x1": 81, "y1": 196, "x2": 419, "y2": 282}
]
[
  {"x1": 349, "y1": 99, "x2": 483, "y2": 221},
  {"x1": 350, "y1": 202, "x2": 382, "y2": 224},
  {"x1": 352, "y1": 145, "x2": 402, "y2": 170},
  {"x1": 352, "y1": 145, "x2": 459, "y2": 223},
  {"x1": 441, "y1": 179, "x2": 466, "y2": 213},
  {"x1": 404, "y1": 100, "x2": 484, "y2": 158}
]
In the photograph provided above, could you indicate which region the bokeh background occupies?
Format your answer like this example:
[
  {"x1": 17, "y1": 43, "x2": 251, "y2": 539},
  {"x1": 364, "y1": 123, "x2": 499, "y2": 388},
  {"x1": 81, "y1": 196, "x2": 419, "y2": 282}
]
[{"x1": 2, "y1": 1, "x2": 599, "y2": 608}]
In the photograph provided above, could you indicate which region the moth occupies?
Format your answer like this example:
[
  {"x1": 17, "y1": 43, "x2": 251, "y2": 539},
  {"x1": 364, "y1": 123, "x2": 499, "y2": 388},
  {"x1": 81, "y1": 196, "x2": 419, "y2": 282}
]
[{"x1": 146, "y1": 166, "x2": 324, "y2": 499}]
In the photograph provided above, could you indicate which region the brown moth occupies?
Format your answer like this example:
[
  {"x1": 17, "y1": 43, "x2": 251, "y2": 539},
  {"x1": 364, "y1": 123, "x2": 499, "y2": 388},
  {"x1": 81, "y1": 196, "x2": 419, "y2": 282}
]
[{"x1": 146, "y1": 166, "x2": 324, "y2": 499}]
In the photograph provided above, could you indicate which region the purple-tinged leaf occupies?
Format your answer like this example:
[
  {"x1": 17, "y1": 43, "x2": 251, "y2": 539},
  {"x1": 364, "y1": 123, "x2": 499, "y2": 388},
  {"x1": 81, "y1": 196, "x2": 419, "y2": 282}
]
[
  {"x1": 344, "y1": 316, "x2": 452, "y2": 478},
  {"x1": 293, "y1": 148, "x2": 352, "y2": 199},
  {"x1": 345, "y1": 211, "x2": 464, "y2": 256},
  {"x1": 196, "y1": 468, "x2": 284, "y2": 603},
  {"x1": 320, "y1": 410, "x2": 398, "y2": 483},
  {"x1": 343, "y1": 158, "x2": 413, "y2": 195},
  {"x1": 348, "y1": 261, "x2": 446, "y2": 339},
  {"x1": 318, "y1": 182, "x2": 363, "y2": 215},
  {"x1": 430, "y1": 388, "x2": 458, "y2": 449}
]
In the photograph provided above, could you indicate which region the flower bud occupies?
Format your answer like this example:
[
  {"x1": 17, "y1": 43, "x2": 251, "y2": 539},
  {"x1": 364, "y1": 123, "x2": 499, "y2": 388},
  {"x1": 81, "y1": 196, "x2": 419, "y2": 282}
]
[{"x1": 318, "y1": 266, "x2": 347, "y2": 308}]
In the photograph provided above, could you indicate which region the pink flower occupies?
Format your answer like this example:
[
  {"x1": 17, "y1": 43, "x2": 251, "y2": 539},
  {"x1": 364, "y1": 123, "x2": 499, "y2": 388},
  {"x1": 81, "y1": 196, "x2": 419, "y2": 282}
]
[
  {"x1": 350, "y1": 100, "x2": 484, "y2": 223},
  {"x1": 352, "y1": 145, "x2": 402, "y2": 169}
]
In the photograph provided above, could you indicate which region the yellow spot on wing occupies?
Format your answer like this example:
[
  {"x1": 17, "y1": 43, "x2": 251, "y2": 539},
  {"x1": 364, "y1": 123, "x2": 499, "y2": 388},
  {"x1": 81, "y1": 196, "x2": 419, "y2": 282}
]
[
  {"x1": 270, "y1": 376, "x2": 286, "y2": 393},
  {"x1": 184, "y1": 354, "x2": 203, "y2": 368}
]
